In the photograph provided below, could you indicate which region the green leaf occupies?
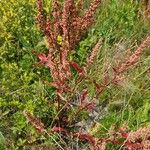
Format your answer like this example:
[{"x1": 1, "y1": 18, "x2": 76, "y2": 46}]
[{"x1": 0, "y1": 131, "x2": 6, "y2": 150}]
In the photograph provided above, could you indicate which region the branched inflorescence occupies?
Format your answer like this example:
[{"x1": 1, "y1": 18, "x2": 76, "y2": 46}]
[
  {"x1": 36, "y1": 0, "x2": 102, "y2": 94},
  {"x1": 23, "y1": 0, "x2": 150, "y2": 149},
  {"x1": 24, "y1": 111, "x2": 150, "y2": 150}
]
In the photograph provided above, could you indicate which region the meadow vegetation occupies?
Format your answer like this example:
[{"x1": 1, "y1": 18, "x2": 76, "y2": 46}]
[{"x1": 0, "y1": 0, "x2": 150, "y2": 149}]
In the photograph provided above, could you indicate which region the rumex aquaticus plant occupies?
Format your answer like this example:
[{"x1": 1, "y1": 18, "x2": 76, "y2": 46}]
[{"x1": 24, "y1": 0, "x2": 150, "y2": 149}]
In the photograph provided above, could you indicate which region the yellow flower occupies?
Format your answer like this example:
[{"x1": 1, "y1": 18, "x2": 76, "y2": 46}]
[{"x1": 57, "y1": 35, "x2": 62, "y2": 45}]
